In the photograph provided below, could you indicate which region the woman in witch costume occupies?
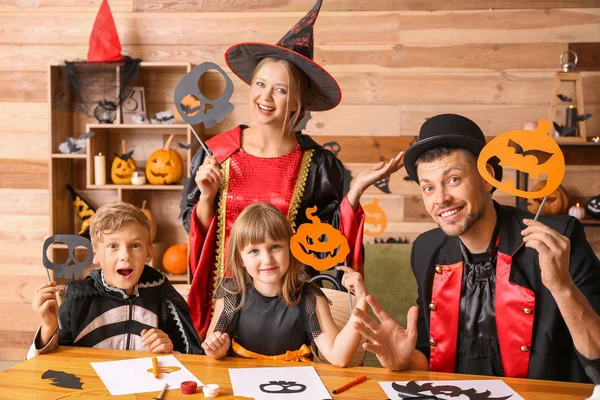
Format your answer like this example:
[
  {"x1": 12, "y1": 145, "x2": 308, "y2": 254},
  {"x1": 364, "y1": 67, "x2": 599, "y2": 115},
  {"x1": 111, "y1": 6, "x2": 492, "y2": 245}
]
[{"x1": 180, "y1": 0, "x2": 404, "y2": 337}]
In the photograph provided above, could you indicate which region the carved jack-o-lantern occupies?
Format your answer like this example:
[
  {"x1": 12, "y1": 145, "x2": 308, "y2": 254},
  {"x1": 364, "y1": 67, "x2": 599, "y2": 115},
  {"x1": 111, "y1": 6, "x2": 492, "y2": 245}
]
[
  {"x1": 290, "y1": 206, "x2": 350, "y2": 271},
  {"x1": 111, "y1": 140, "x2": 136, "y2": 185},
  {"x1": 478, "y1": 119, "x2": 565, "y2": 199},
  {"x1": 146, "y1": 134, "x2": 184, "y2": 185},
  {"x1": 527, "y1": 182, "x2": 569, "y2": 215},
  {"x1": 363, "y1": 198, "x2": 387, "y2": 237},
  {"x1": 586, "y1": 194, "x2": 600, "y2": 219}
]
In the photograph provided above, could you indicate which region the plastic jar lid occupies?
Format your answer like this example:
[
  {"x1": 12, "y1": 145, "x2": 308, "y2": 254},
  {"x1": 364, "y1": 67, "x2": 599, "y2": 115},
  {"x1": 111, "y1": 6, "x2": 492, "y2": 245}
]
[{"x1": 180, "y1": 381, "x2": 197, "y2": 394}]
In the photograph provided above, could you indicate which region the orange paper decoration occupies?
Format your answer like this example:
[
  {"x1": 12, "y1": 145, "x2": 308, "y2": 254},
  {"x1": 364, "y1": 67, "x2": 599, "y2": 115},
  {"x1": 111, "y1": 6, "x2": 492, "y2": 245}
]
[
  {"x1": 290, "y1": 206, "x2": 350, "y2": 271},
  {"x1": 363, "y1": 198, "x2": 387, "y2": 237},
  {"x1": 477, "y1": 119, "x2": 565, "y2": 199}
]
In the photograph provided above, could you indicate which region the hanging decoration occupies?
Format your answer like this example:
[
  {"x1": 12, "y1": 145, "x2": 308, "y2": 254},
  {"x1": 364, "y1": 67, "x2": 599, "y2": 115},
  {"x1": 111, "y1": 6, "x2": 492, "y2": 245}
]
[
  {"x1": 52, "y1": 0, "x2": 141, "y2": 123},
  {"x1": 66, "y1": 184, "x2": 96, "y2": 239}
]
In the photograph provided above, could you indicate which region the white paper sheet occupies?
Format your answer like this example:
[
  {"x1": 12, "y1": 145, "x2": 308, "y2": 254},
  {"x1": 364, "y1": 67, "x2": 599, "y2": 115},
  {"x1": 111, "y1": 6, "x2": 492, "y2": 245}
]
[
  {"x1": 91, "y1": 355, "x2": 202, "y2": 396},
  {"x1": 379, "y1": 380, "x2": 524, "y2": 399},
  {"x1": 229, "y1": 366, "x2": 332, "y2": 400}
]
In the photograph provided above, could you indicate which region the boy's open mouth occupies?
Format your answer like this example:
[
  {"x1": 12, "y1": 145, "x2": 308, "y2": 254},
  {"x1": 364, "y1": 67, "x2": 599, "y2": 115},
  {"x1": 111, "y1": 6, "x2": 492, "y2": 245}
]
[{"x1": 117, "y1": 269, "x2": 133, "y2": 277}]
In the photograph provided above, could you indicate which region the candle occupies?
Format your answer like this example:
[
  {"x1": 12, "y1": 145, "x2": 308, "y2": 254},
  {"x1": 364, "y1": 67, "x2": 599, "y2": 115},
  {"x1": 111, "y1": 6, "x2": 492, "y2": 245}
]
[
  {"x1": 94, "y1": 153, "x2": 106, "y2": 185},
  {"x1": 568, "y1": 203, "x2": 585, "y2": 221},
  {"x1": 565, "y1": 105, "x2": 578, "y2": 129},
  {"x1": 131, "y1": 171, "x2": 146, "y2": 185}
]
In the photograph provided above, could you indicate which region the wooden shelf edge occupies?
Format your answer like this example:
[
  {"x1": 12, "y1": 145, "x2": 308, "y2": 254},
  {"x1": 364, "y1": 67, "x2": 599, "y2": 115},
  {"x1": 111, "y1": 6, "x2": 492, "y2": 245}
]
[
  {"x1": 581, "y1": 219, "x2": 600, "y2": 227},
  {"x1": 88, "y1": 184, "x2": 184, "y2": 190},
  {"x1": 52, "y1": 153, "x2": 87, "y2": 159},
  {"x1": 86, "y1": 123, "x2": 189, "y2": 130}
]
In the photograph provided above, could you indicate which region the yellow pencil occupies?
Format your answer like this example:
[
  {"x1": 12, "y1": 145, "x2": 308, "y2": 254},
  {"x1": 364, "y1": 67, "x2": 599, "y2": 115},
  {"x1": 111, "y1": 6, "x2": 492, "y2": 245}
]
[{"x1": 152, "y1": 356, "x2": 159, "y2": 378}]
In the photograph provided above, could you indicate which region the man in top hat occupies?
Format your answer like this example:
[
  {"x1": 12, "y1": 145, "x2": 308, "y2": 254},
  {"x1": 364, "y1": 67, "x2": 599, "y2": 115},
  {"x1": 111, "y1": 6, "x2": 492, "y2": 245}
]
[{"x1": 353, "y1": 114, "x2": 600, "y2": 383}]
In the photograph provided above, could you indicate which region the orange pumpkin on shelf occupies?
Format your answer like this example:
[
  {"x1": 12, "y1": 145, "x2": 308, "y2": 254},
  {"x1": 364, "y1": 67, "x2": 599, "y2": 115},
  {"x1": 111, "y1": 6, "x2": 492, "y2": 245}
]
[
  {"x1": 290, "y1": 206, "x2": 349, "y2": 271},
  {"x1": 146, "y1": 134, "x2": 184, "y2": 185},
  {"x1": 111, "y1": 140, "x2": 137, "y2": 185},
  {"x1": 527, "y1": 182, "x2": 570, "y2": 215},
  {"x1": 162, "y1": 243, "x2": 188, "y2": 275}
]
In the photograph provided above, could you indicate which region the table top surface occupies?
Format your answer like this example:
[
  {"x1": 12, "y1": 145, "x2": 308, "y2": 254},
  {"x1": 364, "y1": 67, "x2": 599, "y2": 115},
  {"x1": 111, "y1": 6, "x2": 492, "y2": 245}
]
[{"x1": 0, "y1": 346, "x2": 594, "y2": 399}]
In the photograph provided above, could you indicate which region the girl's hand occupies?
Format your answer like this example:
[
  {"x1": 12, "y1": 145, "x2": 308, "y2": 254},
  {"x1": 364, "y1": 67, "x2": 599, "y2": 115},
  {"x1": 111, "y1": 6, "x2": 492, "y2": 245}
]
[
  {"x1": 141, "y1": 328, "x2": 174, "y2": 354},
  {"x1": 194, "y1": 156, "x2": 222, "y2": 200},
  {"x1": 337, "y1": 266, "x2": 368, "y2": 300},
  {"x1": 202, "y1": 332, "x2": 230, "y2": 359}
]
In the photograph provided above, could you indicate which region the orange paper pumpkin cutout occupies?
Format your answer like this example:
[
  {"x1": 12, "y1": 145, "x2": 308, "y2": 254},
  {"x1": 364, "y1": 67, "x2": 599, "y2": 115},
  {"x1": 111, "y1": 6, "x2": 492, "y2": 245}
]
[
  {"x1": 363, "y1": 198, "x2": 387, "y2": 237},
  {"x1": 146, "y1": 366, "x2": 181, "y2": 374},
  {"x1": 477, "y1": 119, "x2": 565, "y2": 199},
  {"x1": 290, "y1": 206, "x2": 350, "y2": 271}
]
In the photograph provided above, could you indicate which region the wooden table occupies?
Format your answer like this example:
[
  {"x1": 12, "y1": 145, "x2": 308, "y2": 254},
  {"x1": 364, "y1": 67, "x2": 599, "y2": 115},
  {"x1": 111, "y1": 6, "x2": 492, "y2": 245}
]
[{"x1": 0, "y1": 346, "x2": 594, "y2": 399}]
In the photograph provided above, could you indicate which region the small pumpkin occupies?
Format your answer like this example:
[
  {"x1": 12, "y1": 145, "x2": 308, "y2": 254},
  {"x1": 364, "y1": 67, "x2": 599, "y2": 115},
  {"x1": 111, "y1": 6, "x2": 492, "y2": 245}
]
[
  {"x1": 363, "y1": 198, "x2": 387, "y2": 237},
  {"x1": 586, "y1": 194, "x2": 600, "y2": 219},
  {"x1": 527, "y1": 181, "x2": 569, "y2": 215},
  {"x1": 141, "y1": 200, "x2": 157, "y2": 242},
  {"x1": 111, "y1": 140, "x2": 137, "y2": 185},
  {"x1": 162, "y1": 243, "x2": 188, "y2": 275},
  {"x1": 290, "y1": 206, "x2": 350, "y2": 271},
  {"x1": 146, "y1": 134, "x2": 184, "y2": 185}
]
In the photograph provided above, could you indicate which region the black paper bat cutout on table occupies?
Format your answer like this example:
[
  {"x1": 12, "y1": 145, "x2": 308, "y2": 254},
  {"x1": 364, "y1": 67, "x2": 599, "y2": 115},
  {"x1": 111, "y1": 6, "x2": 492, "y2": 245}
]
[
  {"x1": 42, "y1": 369, "x2": 84, "y2": 390},
  {"x1": 392, "y1": 381, "x2": 512, "y2": 400}
]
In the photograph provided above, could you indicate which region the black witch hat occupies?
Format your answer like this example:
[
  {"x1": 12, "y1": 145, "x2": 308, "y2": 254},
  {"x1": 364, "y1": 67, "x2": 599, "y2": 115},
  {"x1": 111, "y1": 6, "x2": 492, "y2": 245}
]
[{"x1": 225, "y1": 0, "x2": 341, "y2": 111}]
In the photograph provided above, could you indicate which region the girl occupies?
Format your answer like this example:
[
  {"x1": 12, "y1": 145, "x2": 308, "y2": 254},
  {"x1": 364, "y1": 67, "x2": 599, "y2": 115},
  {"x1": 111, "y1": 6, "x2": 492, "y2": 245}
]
[
  {"x1": 201, "y1": 203, "x2": 368, "y2": 367},
  {"x1": 180, "y1": 0, "x2": 404, "y2": 336}
]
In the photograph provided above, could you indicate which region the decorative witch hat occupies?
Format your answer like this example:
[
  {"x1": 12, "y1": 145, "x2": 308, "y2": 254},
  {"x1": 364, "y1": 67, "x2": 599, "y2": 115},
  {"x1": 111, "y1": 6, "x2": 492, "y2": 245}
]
[
  {"x1": 66, "y1": 185, "x2": 96, "y2": 239},
  {"x1": 87, "y1": 0, "x2": 123, "y2": 62},
  {"x1": 225, "y1": 0, "x2": 341, "y2": 111}
]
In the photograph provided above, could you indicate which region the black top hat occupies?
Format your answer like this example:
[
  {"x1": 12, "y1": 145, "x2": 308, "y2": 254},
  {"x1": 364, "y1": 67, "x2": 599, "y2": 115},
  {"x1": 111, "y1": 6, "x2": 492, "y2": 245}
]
[
  {"x1": 404, "y1": 114, "x2": 503, "y2": 186},
  {"x1": 225, "y1": 0, "x2": 341, "y2": 112}
]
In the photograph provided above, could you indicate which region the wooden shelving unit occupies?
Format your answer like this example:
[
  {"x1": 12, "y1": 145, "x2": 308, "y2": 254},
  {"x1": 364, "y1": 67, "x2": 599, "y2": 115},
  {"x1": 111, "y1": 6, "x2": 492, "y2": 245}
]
[{"x1": 48, "y1": 62, "x2": 200, "y2": 284}]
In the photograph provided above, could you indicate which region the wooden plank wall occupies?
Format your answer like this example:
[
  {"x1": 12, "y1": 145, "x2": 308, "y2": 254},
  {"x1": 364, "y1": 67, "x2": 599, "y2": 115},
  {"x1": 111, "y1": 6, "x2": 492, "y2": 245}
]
[{"x1": 0, "y1": 0, "x2": 599, "y2": 361}]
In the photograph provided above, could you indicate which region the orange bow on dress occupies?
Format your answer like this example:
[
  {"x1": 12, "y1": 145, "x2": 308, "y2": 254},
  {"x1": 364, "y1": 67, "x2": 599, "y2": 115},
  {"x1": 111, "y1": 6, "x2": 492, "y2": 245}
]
[{"x1": 232, "y1": 339, "x2": 312, "y2": 363}]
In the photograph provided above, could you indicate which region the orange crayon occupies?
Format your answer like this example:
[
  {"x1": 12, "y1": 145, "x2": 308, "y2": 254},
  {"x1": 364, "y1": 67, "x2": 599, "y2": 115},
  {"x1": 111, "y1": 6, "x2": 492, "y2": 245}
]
[
  {"x1": 152, "y1": 356, "x2": 159, "y2": 378},
  {"x1": 332, "y1": 374, "x2": 366, "y2": 394}
]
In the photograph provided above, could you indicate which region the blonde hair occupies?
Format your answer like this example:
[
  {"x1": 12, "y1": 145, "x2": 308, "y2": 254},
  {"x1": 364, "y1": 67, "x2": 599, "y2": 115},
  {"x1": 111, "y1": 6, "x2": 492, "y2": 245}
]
[
  {"x1": 89, "y1": 201, "x2": 152, "y2": 248},
  {"x1": 251, "y1": 57, "x2": 309, "y2": 134},
  {"x1": 224, "y1": 203, "x2": 306, "y2": 309}
]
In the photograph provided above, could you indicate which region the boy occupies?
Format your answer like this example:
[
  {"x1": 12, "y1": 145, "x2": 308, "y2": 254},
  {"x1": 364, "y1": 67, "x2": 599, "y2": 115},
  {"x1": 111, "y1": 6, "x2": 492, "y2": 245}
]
[{"x1": 28, "y1": 201, "x2": 201, "y2": 358}]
